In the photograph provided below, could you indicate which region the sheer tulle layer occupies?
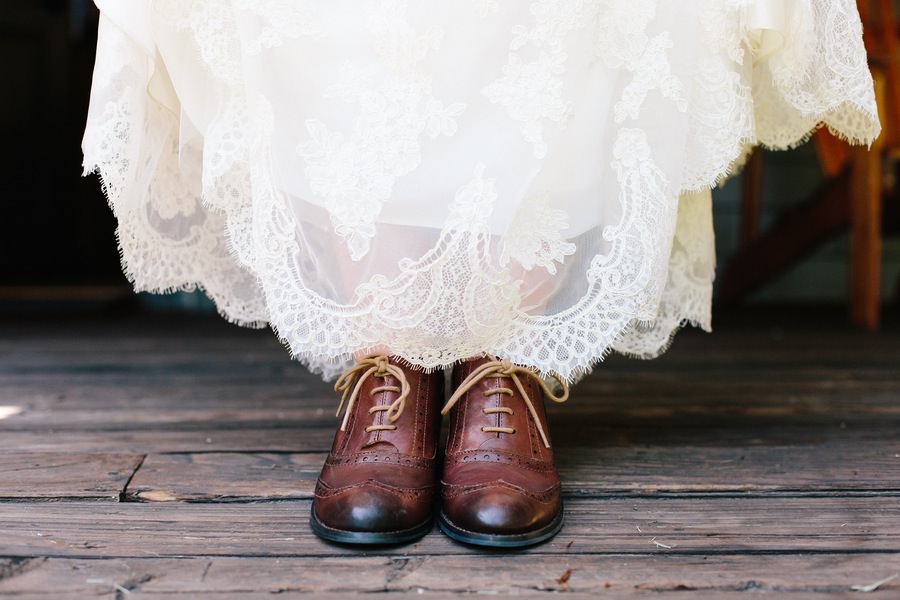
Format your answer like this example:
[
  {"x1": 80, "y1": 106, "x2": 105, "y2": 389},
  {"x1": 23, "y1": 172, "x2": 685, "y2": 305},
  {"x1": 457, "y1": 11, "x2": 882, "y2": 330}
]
[{"x1": 83, "y1": 0, "x2": 879, "y2": 380}]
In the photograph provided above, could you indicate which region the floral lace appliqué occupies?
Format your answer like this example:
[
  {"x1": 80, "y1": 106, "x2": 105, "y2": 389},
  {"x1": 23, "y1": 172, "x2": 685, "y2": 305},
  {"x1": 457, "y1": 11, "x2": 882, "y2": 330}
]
[
  {"x1": 233, "y1": 0, "x2": 324, "y2": 55},
  {"x1": 472, "y1": 0, "x2": 499, "y2": 18},
  {"x1": 446, "y1": 163, "x2": 498, "y2": 232},
  {"x1": 595, "y1": 0, "x2": 687, "y2": 123},
  {"x1": 500, "y1": 195, "x2": 575, "y2": 274},
  {"x1": 483, "y1": 0, "x2": 592, "y2": 159},
  {"x1": 297, "y1": 0, "x2": 466, "y2": 260}
]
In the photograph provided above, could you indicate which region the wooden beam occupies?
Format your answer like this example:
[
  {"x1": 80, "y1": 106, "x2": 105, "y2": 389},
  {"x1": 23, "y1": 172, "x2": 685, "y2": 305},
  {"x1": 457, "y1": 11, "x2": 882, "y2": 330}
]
[
  {"x1": 848, "y1": 71, "x2": 887, "y2": 330},
  {"x1": 813, "y1": 131, "x2": 852, "y2": 179},
  {"x1": 1, "y1": 497, "x2": 899, "y2": 558},
  {"x1": 717, "y1": 171, "x2": 851, "y2": 306},
  {"x1": 740, "y1": 148, "x2": 764, "y2": 243},
  {"x1": 849, "y1": 145, "x2": 884, "y2": 329}
]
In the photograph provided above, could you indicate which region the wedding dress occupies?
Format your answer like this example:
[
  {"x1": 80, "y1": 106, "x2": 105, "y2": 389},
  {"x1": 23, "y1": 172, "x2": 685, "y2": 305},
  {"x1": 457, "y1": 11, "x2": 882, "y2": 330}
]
[{"x1": 82, "y1": 0, "x2": 880, "y2": 381}]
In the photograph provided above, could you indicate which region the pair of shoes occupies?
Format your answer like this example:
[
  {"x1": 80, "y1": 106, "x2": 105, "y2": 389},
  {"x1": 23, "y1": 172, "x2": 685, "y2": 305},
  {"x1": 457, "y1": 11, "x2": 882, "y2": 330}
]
[{"x1": 309, "y1": 353, "x2": 569, "y2": 548}]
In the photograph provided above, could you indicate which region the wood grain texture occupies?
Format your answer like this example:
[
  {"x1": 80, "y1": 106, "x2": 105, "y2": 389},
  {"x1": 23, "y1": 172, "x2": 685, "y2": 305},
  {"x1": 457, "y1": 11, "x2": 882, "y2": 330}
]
[
  {"x1": 0, "y1": 429, "x2": 333, "y2": 454},
  {"x1": 0, "y1": 453, "x2": 143, "y2": 500},
  {"x1": 5, "y1": 419, "x2": 900, "y2": 454},
  {"x1": 119, "y1": 435, "x2": 900, "y2": 503},
  {"x1": 1, "y1": 497, "x2": 899, "y2": 558},
  {"x1": 1, "y1": 555, "x2": 898, "y2": 596},
  {"x1": 3, "y1": 368, "x2": 900, "y2": 431},
  {"x1": 126, "y1": 453, "x2": 324, "y2": 502},
  {"x1": 1, "y1": 310, "x2": 899, "y2": 596}
]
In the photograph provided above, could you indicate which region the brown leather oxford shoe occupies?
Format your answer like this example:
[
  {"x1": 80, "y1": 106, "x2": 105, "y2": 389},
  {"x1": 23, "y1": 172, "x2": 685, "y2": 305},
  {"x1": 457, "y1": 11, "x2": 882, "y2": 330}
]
[
  {"x1": 439, "y1": 356, "x2": 569, "y2": 547},
  {"x1": 311, "y1": 354, "x2": 443, "y2": 545}
]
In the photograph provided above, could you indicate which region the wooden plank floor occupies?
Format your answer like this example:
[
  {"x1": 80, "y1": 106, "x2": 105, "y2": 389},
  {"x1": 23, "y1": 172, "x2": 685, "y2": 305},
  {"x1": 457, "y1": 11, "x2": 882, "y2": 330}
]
[{"x1": 1, "y1": 307, "x2": 899, "y2": 598}]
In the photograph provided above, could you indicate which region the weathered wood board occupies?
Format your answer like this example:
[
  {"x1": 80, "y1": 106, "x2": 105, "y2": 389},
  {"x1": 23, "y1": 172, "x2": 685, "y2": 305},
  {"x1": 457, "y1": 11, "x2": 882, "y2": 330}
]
[
  {"x1": 0, "y1": 453, "x2": 143, "y2": 500},
  {"x1": 1, "y1": 310, "x2": 898, "y2": 597},
  {"x1": 1, "y1": 554, "x2": 898, "y2": 596},
  {"x1": 1, "y1": 497, "x2": 899, "y2": 558}
]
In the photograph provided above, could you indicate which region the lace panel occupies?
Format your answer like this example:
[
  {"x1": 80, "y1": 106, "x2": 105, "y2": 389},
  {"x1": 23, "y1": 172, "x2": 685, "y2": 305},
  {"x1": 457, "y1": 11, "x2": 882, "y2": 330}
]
[{"x1": 83, "y1": 0, "x2": 879, "y2": 382}]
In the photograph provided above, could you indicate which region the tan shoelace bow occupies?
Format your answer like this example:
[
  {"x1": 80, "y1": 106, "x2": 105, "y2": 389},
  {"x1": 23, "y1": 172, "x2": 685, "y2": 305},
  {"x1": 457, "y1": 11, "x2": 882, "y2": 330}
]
[
  {"x1": 334, "y1": 354, "x2": 411, "y2": 433},
  {"x1": 441, "y1": 358, "x2": 569, "y2": 448}
]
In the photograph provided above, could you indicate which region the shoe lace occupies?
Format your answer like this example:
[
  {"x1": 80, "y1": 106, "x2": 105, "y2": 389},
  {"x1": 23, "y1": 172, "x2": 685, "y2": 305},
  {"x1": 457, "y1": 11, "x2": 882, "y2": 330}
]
[
  {"x1": 333, "y1": 354, "x2": 410, "y2": 433},
  {"x1": 441, "y1": 358, "x2": 569, "y2": 448}
]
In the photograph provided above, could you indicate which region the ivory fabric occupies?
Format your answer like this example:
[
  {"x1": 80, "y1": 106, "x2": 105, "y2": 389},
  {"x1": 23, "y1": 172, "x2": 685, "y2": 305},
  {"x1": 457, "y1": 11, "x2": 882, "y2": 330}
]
[{"x1": 83, "y1": 0, "x2": 880, "y2": 381}]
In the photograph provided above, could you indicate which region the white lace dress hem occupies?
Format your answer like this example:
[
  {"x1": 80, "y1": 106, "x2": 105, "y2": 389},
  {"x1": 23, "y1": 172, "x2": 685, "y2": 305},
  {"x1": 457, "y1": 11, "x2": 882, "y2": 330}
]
[{"x1": 83, "y1": 0, "x2": 879, "y2": 381}]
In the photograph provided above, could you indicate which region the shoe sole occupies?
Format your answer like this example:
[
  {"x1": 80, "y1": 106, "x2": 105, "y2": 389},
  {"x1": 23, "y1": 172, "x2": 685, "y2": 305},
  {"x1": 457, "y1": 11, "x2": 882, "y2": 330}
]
[
  {"x1": 309, "y1": 505, "x2": 433, "y2": 545},
  {"x1": 437, "y1": 508, "x2": 564, "y2": 548}
]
